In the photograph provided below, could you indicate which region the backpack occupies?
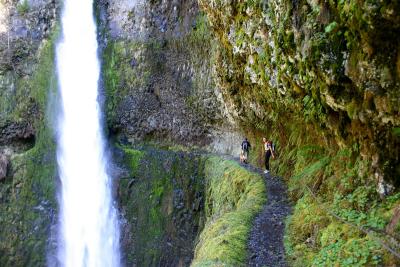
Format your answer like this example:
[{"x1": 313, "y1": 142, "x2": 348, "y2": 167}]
[{"x1": 242, "y1": 141, "x2": 249, "y2": 151}]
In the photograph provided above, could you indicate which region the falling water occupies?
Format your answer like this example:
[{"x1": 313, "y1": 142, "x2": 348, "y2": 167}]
[{"x1": 56, "y1": 0, "x2": 120, "y2": 266}]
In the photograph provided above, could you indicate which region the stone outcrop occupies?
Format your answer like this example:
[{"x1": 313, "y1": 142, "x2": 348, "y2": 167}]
[
  {"x1": 0, "y1": 0, "x2": 57, "y2": 124},
  {"x1": 196, "y1": 1, "x2": 400, "y2": 265},
  {"x1": 99, "y1": 0, "x2": 242, "y2": 151}
]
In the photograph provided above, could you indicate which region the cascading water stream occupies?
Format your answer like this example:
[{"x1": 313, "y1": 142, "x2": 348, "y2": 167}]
[{"x1": 56, "y1": 0, "x2": 120, "y2": 266}]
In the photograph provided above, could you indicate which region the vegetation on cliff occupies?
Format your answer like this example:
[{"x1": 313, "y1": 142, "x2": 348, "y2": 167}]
[
  {"x1": 0, "y1": 27, "x2": 58, "y2": 265},
  {"x1": 119, "y1": 145, "x2": 207, "y2": 266},
  {"x1": 192, "y1": 156, "x2": 266, "y2": 267},
  {"x1": 198, "y1": 0, "x2": 400, "y2": 265},
  {"x1": 118, "y1": 145, "x2": 266, "y2": 267}
]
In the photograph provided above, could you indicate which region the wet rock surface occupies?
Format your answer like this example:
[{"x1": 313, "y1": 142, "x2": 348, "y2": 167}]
[
  {"x1": 0, "y1": 1, "x2": 59, "y2": 265},
  {"x1": 0, "y1": 153, "x2": 8, "y2": 180},
  {"x1": 243, "y1": 164, "x2": 291, "y2": 267},
  {"x1": 98, "y1": 0, "x2": 241, "y2": 152},
  {"x1": 0, "y1": 120, "x2": 35, "y2": 145},
  {"x1": 115, "y1": 145, "x2": 206, "y2": 267},
  {"x1": 104, "y1": 0, "x2": 199, "y2": 41},
  {"x1": 0, "y1": 0, "x2": 58, "y2": 138}
]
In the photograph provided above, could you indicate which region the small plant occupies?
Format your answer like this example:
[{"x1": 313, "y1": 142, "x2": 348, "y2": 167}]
[
  {"x1": 392, "y1": 127, "x2": 400, "y2": 137},
  {"x1": 325, "y1": 21, "x2": 338, "y2": 33},
  {"x1": 17, "y1": 0, "x2": 29, "y2": 15}
]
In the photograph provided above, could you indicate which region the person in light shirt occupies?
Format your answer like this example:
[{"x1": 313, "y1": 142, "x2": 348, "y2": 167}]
[{"x1": 262, "y1": 137, "x2": 275, "y2": 174}]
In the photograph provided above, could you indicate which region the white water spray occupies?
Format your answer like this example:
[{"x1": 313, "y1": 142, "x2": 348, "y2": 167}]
[{"x1": 56, "y1": 0, "x2": 120, "y2": 266}]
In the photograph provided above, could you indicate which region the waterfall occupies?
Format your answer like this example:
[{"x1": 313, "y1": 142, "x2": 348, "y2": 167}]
[{"x1": 55, "y1": 0, "x2": 120, "y2": 266}]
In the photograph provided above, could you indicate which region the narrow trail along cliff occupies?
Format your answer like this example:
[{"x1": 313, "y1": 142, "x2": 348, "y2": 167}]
[{"x1": 241, "y1": 162, "x2": 292, "y2": 267}]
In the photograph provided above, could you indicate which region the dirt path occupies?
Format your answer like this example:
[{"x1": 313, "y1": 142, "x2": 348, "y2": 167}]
[{"x1": 241, "y1": 163, "x2": 292, "y2": 267}]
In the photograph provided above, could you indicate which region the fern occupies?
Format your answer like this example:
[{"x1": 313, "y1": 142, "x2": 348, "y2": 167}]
[
  {"x1": 392, "y1": 127, "x2": 400, "y2": 137},
  {"x1": 293, "y1": 155, "x2": 331, "y2": 181}
]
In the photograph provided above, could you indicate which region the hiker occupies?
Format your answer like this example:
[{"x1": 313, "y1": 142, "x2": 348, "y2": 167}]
[
  {"x1": 263, "y1": 137, "x2": 275, "y2": 173},
  {"x1": 241, "y1": 138, "x2": 251, "y2": 164}
]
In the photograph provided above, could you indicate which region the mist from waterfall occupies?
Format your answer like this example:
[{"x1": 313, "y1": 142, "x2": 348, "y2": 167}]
[{"x1": 55, "y1": 0, "x2": 120, "y2": 266}]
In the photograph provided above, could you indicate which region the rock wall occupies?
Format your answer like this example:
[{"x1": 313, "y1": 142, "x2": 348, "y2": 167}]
[
  {"x1": 198, "y1": 0, "x2": 400, "y2": 186},
  {"x1": 0, "y1": 0, "x2": 57, "y2": 136},
  {"x1": 116, "y1": 145, "x2": 206, "y2": 266},
  {"x1": 99, "y1": 0, "x2": 242, "y2": 151},
  {"x1": 0, "y1": 0, "x2": 59, "y2": 265}
]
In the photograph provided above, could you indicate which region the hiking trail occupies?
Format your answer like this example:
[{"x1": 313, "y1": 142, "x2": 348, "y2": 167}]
[{"x1": 239, "y1": 161, "x2": 292, "y2": 267}]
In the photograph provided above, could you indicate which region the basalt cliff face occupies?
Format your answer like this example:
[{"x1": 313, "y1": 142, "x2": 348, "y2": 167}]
[
  {"x1": 99, "y1": 0, "x2": 242, "y2": 154},
  {"x1": 0, "y1": 0, "x2": 57, "y2": 141},
  {"x1": 0, "y1": 0, "x2": 59, "y2": 265}
]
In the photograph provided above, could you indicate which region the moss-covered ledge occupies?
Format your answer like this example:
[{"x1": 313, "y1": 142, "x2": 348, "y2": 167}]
[
  {"x1": 115, "y1": 144, "x2": 266, "y2": 266},
  {"x1": 191, "y1": 157, "x2": 266, "y2": 267}
]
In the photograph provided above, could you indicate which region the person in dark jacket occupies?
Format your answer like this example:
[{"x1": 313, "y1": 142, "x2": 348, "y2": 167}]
[{"x1": 241, "y1": 138, "x2": 251, "y2": 164}]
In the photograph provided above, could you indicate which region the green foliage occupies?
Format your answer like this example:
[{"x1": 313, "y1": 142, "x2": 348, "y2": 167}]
[
  {"x1": 199, "y1": 0, "x2": 400, "y2": 265},
  {"x1": 190, "y1": 13, "x2": 212, "y2": 42},
  {"x1": 192, "y1": 157, "x2": 266, "y2": 267},
  {"x1": 284, "y1": 145, "x2": 400, "y2": 266},
  {"x1": 312, "y1": 235, "x2": 382, "y2": 267},
  {"x1": 392, "y1": 127, "x2": 400, "y2": 137},
  {"x1": 302, "y1": 95, "x2": 326, "y2": 123},
  {"x1": 325, "y1": 21, "x2": 338, "y2": 33},
  {"x1": 17, "y1": 0, "x2": 29, "y2": 15}
]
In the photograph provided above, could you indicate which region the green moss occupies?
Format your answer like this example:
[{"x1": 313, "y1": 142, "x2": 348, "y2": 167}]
[
  {"x1": 0, "y1": 26, "x2": 59, "y2": 266},
  {"x1": 118, "y1": 145, "x2": 207, "y2": 266},
  {"x1": 118, "y1": 144, "x2": 267, "y2": 266},
  {"x1": 191, "y1": 157, "x2": 266, "y2": 267},
  {"x1": 122, "y1": 146, "x2": 144, "y2": 176},
  {"x1": 190, "y1": 13, "x2": 213, "y2": 43},
  {"x1": 392, "y1": 127, "x2": 400, "y2": 137},
  {"x1": 102, "y1": 41, "x2": 124, "y2": 127},
  {"x1": 201, "y1": 1, "x2": 400, "y2": 263}
]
